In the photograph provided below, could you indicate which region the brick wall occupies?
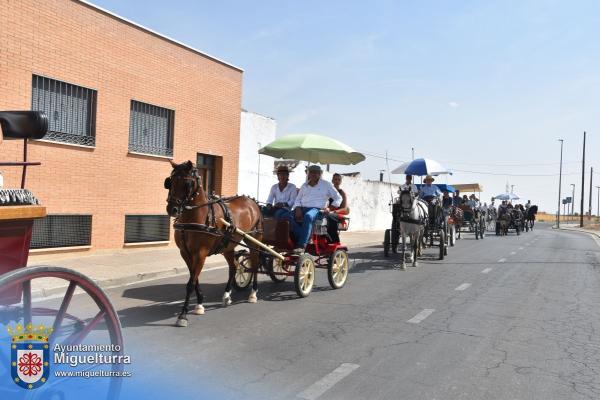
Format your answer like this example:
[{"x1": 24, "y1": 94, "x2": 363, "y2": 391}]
[{"x1": 0, "y1": 0, "x2": 243, "y2": 249}]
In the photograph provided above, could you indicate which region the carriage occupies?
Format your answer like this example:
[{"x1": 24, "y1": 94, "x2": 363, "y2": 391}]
[
  {"x1": 383, "y1": 184, "x2": 449, "y2": 261},
  {"x1": 233, "y1": 215, "x2": 350, "y2": 298},
  {"x1": 495, "y1": 207, "x2": 523, "y2": 236},
  {"x1": 458, "y1": 205, "x2": 486, "y2": 240},
  {"x1": 0, "y1": 111, "x2": 123, "y2": 397}
]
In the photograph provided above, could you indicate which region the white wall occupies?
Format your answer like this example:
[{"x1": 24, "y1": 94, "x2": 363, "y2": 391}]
[{"x1": 238, "y1": 110, "x2": 277, "y2": 201}]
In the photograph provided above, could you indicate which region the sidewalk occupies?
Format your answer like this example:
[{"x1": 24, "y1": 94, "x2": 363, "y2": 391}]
[
  {"x1": 26, "y1": 230, "x2": 385, "y2": 299},
  {"x1": 555, "y1": 223, "x2": 600, "y2": 242}
]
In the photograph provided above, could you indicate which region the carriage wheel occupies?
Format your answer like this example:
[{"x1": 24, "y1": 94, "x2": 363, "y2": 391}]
[
  {"x1": 0, "y1": 265, "x2": 123, "y2": 399},
  {"x1": 294, "y1": 254, "x2": 315, "y2": 298},
  {"x1": 516, "y1": 225, "x2": 521, "y2": 236},
  {"x1": 480, "y1": 223, "x2": 485, "y2": 239},
  {"x1": 383, "y1": 229, "x2": 391, "y2": 257},
  {"x1": 495, "y1": 222, "x2": 500, "y2": 236},
  {"x1": 268, "y1": 257, "x2": 288, "y2": 283},
  {"x1": 438, "y1": 230, "x2": 445, "y2": 260},
  {"x1": 327, "y1": 249, "x2": 349, "y2": 289},
  {"x1": 475, "y1": 223, "x2": 479, "y2": 240},
  {"x1": 233, "y1": 250, "x2": 252, "y2": 291},
  {"x1": 525, "y1": 223, "x2": 529, "y2": 232}
]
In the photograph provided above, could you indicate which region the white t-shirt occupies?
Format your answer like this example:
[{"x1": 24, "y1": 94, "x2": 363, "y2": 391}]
[
  {"x1": 266, "y1": 183, "x2": 297, "y2": 206},
  {"x1": 293, "y1": 179, "x2": 342, "y2": 209}
]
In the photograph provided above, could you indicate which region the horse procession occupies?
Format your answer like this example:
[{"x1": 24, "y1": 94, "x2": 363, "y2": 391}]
[{"x1": 0, "y1": 111, "x2": 539, "y2": 342}]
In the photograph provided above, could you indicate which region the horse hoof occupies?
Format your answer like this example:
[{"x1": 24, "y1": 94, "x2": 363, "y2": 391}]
[
  {"x1": 248, "y1": 289, "x2": 258, "y2": 303},
  {"x1": 191, "y1": 305, "x2": 205, "y2": 315},
  {"x1": 413, "y1": 262, "x2": 419, "y2": 267},
  {"x1": 175, "y1": 318, "x2": 188, "y2": 328}
]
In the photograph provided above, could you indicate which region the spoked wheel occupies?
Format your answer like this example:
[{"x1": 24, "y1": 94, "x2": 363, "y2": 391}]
[
  {"x1": 294, "y1": 254, "x2": 315, "y2": 298},
  {"x1": 0, "y1": 265, "x2": 123, "y2": 399},
  {"x1": 449, "y1": 225, "x2": 456, "y2": 247},
  {"x1": 383, "y1": 229, "x2": 391, "y2": 257},
  {"x1": 327, "y1": 249, "x2": 349, "y2": 289},
  {"x1": 439, "y1": 230, "x2": 445, "y2": 260},
  {"x1": 268, "y1": 257, "x2": 288, "y2": 283},
  {"x1": 233, "y1": 250, "x2": 252, "y2": 291}
]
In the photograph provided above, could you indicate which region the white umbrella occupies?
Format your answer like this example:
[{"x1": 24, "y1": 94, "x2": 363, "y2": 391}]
[
  {"x1": 494, "y1": 192, "x2": 520, "y2": 201},
  {"x1": 391, "y1": 158, "x2": 449, "y2": 176}
]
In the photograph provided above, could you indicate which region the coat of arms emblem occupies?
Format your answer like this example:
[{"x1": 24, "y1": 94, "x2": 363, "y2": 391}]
[{"x1": 8, "y1": 323, "x2": 53, "y2": 390}]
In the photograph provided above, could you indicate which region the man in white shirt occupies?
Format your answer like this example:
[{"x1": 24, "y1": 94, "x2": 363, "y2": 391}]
[
  {"x1": 265, "y1": 166, "x2": 297, "y2": 219},
  {"x1": 399, "y1": 174, "x2": 418, "y2": 195},
  {"x1": 291, "y1": 165, "x2": 342, "y2": 251}
]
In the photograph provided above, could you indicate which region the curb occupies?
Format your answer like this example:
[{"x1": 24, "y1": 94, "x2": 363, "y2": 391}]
[{"x1": 30, "y1": 240, "x2": 384, "y2": 300}]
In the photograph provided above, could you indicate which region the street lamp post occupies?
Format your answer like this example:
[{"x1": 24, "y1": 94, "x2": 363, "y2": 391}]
[
  {"x1": 557, "y1": 139, "x2": 563, "y2": 228},
  {"x1": 597, "y1": 186, "x2": 600, "y2": 221}
]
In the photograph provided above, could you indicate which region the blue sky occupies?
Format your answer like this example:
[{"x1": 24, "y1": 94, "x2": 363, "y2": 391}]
[{"x1": 93, "y1": 0, "x2": 600, "y2": 213}]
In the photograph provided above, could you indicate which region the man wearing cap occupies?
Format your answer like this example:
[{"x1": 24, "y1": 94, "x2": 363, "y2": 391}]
[
  {"x1": 265, "y1": 166, "x2": 297, "y2": 219},
  {"x1": 418, "y1": 175, "x2": 442, "y2": 202},
  {"x1": 291, "y1": 165, "x2": 342, "y2": 252}
]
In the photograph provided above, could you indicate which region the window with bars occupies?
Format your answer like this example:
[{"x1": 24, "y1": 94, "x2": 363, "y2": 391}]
[
  {"x1": 197, "y1": 153, "x2": 221, "y2": 195},
  {"x1": 129, "y1": 100, "x2": 174, "y2": 157},
  {"x1": 124, "y1": 215, "x2": 170, "y2": 243},
  {"x1": 31, "y1": 214, "x2": 93, "y2": 249},
  {"x1": 31, "y1": 75, "x2": 97, "y2": 146}
]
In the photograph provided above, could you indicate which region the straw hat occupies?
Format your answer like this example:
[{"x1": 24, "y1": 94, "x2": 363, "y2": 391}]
[
  {"x1": 424, "y1": 175, "x2": 435, "y2": 183},
  {"x1": 274, "y1": 165, "x2": 291, "y2": 174}
]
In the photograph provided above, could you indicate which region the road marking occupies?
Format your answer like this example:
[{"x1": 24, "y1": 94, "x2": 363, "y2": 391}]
[
  {"x1": 519, "y1": 247, "x2": 524, "y2": 250},
  {"x1": 298, "y1": 363, "x2": 360, "y2": 400},
  {"x1": 481, "y1": 268, "x2": 493, "y2": 274},
  {"x1": 455, "y1": 283, "x2": 471, "y2": 291},
  {"x1": 407, "y1": 309, "x2": 435, "y2": 324},
  {"x1": 498, "y1": 258, "x2": 506, "y2": 263},
  {"x1": 510, "y1": 251, "x2": 516, "y2": 255}
]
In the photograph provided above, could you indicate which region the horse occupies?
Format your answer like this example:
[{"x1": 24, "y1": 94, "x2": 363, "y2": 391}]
[
  {"x1": 525, "y1": 205, "x2": 538, "y2": 231},
  {"x1": 165, "y1": 160, "x2": 263, "y2": 327},
  {"x1": 397, "y1": 189, "x2": 428, "y2": 270},
  {"x1": 496, "y1": 207, "x2": 512, "y2": 236},
  {"x1": 447, "y1": 205, "x2": 464, "y2": 243}
]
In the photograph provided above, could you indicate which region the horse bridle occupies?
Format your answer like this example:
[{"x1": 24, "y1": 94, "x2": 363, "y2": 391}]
[{"x1": 165, "y1": 167, "x2": 202, "y2": 219}]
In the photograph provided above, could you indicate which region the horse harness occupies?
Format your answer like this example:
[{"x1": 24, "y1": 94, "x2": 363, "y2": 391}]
[{"x1": 169, "y1": 168, "x2": 261, "y2": 256}]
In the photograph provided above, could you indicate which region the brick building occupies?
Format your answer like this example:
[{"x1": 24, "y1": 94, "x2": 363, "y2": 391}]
[{"x1": 0, "y1": 0, "x2": 244, "y2": 251}]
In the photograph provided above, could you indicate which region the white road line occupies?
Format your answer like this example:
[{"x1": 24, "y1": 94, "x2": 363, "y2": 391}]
[
  {"x1": 407, "y1": 309, "x2": 435, "y2": 324},
  {"x1": 510, "y1": 251, "x2": 516, "y2": 255},
  {"x1": 519, "y1": 246, "x2": 524, "y2": 250},
  {"x1": 498, "y1": 258, "x2": 506, "y2": 263},
  {"x1": 481, "y1": 268, "x2": 493, "y2": 274},
  {"x1": 455, "y1": 283, "x2": 471, "y2": 291},
  {"x1": 298, "y1": 363, "x2": 360, "y2": 400}
]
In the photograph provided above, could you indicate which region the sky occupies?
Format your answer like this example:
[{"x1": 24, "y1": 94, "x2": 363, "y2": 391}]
[{"x1": 92, "y1": 0, "x2": 600, "y2": 214}]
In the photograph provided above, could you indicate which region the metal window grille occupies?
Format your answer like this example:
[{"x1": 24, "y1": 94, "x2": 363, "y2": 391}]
[
  {"x1": 197, "y1": 153, "x2": 217, "y2": 195},
  {"x1": 124, "y1": 215, "x2": 170, "y2": 243},
  {"x1": 31, "y1": 75, "x2": 97, "y2": 146},
  {"x1": 31, "y1": 215, "x2": 93, "y2": 249},
  {"x1": 129, "y1": 101, "x2": 174, "y2": 157}
]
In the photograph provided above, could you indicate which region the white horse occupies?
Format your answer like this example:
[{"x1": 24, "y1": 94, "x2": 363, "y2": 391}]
[{"x1": 397, "y1": 189, "x2": 428, "y2": 270}]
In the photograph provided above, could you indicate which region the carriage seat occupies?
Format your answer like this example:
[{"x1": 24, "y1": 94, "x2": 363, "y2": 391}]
[{"x1": 0, "y1": 111, "x2": 48, "y2": 140}]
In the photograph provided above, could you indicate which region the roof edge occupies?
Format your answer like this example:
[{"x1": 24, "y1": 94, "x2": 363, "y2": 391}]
[{"x1": 76, "y1": 0, "x2": 244, "y2": 73}]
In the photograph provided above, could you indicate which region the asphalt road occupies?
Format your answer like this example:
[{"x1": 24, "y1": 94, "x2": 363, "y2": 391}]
[{"x1": 30, "y1": 224, "x2": 600, "y2": 399}]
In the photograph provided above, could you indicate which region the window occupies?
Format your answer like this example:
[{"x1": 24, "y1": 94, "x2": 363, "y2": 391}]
[
  {"x1": 124, "y1": 215, "x2": 170, "y2": 243},
  {"x1": 31, "y1": 215, "x2": 93, "y2": 249},
  {"x1": 31, "y1": 75, "x2": 97, "y2": 146},
  {"x1": 129, "y1": 100, "x2": 174, "y2": 157},
  {"x1": 197, "y1": 153, "x2": 221, "y2": 195}
]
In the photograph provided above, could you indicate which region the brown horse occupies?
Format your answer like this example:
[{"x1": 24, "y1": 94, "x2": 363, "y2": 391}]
[{"x1": 165, "y1": 160, "x2": 263, "y2": 327}]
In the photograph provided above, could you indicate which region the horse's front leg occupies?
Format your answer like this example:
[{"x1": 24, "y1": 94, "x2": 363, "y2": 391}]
[
  {"x1": 412, "y1": 232, "x2": 420, "y2": 267},
  {"x1": 176, "y1": 278, "x2": 194, "y2": 327},
  {"x1": 222, "y1": 251, "x2": 236, "y2": 306},
  {"x1": 400, "y1": 228, "x2": 406, "y2": 270}
]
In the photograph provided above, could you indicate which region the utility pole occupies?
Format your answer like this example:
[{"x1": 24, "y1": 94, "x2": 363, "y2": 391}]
[
  {"x1": 597, "y1": 185, "x2": 600, "y2": 221},
  {"x1": 580, "y1": 131, "x2": 586, "y2": 228},
  {"x1": 256, "y1": 142, "x2": 261, "y2": 200},
  {"x1": 571, "y1": 183, "x2": 575, "y2": 220},
  {"x1": 589, "y1": 166, "x2": 593, "y2": 220},
  {"x1": 557, "y1": 139, "x2": 564, "y2": 228},
  {"x1": 411, "y1": 147, "x2": 414, "y2": 160},
  {"x1": 511, "y1": 185, "x2": 515, "y2": 193},
  {"x1": 379, "y1": 170, "x2": 385, "y2": 182}
]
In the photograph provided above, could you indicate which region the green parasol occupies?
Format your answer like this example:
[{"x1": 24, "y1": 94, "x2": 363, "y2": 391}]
[{"x1": 258, "y1": 133, "x2": 365, "y2": 165}]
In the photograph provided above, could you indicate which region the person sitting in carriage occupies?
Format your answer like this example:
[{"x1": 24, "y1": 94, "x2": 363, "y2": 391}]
[
  {"x1": 290, "y1": 164, "x2": 342, "y2": 253},
  {"x1": 326, "y1": 173, "x2": 350, "y2": 243},
  {"x1": 442, "y1": 190, "x2": 453, "y2": 209},
  {"x1": 467, "y1": 194, "x2": 479, "y2": 209},
  {"x1": 400, "y1": 174, "x2": 419, "y2": 195},
  {"x1": 418, "y1": 175, "x2": 442, "y2": 203},
  {"x1": 263, "y1": 165, "x2": 297, "y2": 219},
  {"x1": 453, "y1": 190, "x2": 463, "y2": 206}
]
